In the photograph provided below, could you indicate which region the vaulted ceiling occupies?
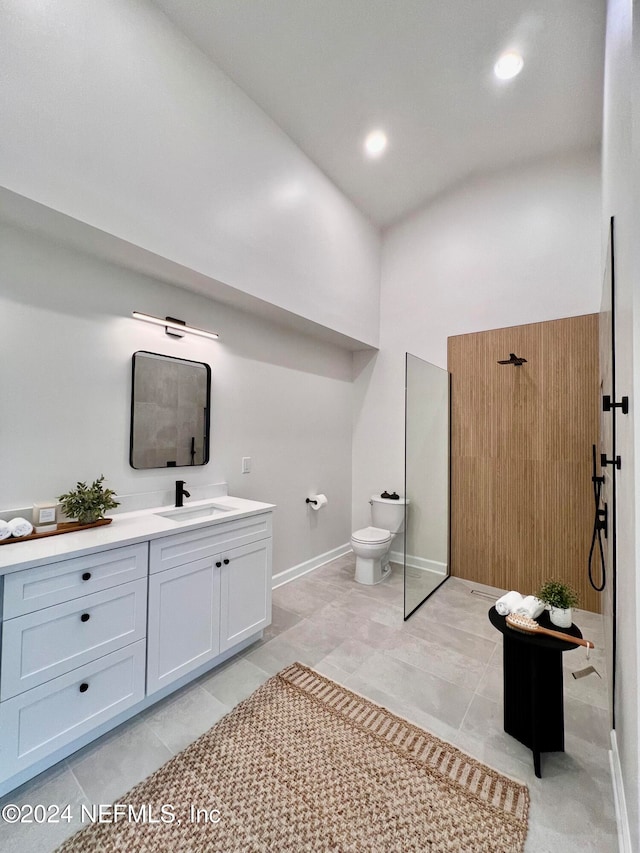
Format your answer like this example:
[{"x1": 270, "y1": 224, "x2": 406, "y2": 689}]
[{"x1": 152, "y1": 0, "x2": 605, "y2": 227}]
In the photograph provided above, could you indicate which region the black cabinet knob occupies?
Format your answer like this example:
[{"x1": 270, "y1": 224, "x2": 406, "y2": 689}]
[
  {"x1": 79, "y1": 683, "x2": 89, "y2": 693},
  {"x1": 223, "y1": 558, "x2": 230, "y2": 565},
  {"x1": 82, "y1": 572, "x2": 91, "y2": 581},
  {"x1": 216, "y1": 561, "x2": 222, "y2": 568},
  {"x1": 80, "y1": 613, "x2": 90, "y2": 623}
]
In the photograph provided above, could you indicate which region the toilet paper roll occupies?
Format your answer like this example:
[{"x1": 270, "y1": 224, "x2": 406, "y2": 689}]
[{"x1": 309, "y1": 494, "x2": 328, "y2": 511}]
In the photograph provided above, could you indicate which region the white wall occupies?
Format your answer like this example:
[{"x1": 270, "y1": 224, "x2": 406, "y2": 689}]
[
  {"x1": 0, "y1": 0, "x2": 380, "y2": 346},
  {"x1": 601, "y1": 1, "x2": 639, "y2": 848},
  {"x1": 0, "y1": 224, "x2": 354, "y2": 577},
  {"x1": 353, "y1": 150, "x2": 601, "y2": 532}
]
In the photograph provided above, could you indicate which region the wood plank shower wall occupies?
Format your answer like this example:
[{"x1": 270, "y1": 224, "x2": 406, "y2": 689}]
[{"x1": 448, "y1": 314, "x2": 600, "y2": 613}]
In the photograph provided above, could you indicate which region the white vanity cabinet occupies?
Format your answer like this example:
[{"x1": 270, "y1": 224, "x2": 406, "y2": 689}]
[
  {"x1": 0, "y1": 544, "x2": 148, "y2": 780},
  {"x1": 0, "y1": 503, "x2": 273, "y2": 795},
  {"x1": 146, "y1": 513, "x2": 272, "y2": 694}
]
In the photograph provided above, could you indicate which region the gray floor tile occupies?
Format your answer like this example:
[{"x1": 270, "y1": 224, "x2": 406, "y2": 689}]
[
  {"x1": 403, "y1": 612, "x2": 498, "y2": 664},
  {"x1": 460, "y1": 692, "x2": 536, "y2": 767},
  {"x1": 475, "y1": 662, "x2": 503, "y2": 702},
  {"x1": 352, "y1": 651, "x2": 475, "y2": 729},
  {"x1": 142, "y1": 683, "x2": 230, "y2": 754},
  {"x1": 200, "y1": 657, "x2": 270, "y2": 707},
  {"x1": 0, "y1": 763, "x2": 89, "y2": 853},
  {"x1": 317, "y1": 637, "x2": 376, "y2": 674},
  {"x1": 67, "y1": 716, "x2": 172, "y2": 804},
  {"x1": 272, "y1": 576, "x2": 347, "y2": 616},
  {"x1": 262, "y1": 604, "x2": 304, "y2": 641},
  {"x1": 563, "y1": 696, "x2": 610, "y2": 748},
  {"x1": 243, "y1": 633, "x2": 325, "y2": 675},
  {"x1": 1, "y1": 554, "x2": 615, "y2": 853},
  {"x1": 384, "y1": 632, "x2": 488, "y2": 691}
]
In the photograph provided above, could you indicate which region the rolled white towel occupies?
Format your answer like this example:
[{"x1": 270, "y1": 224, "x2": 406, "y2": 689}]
[
  {"x1": 0, "y1": 520, "x2": 11, "y2": 541},
  {"x1": 8, "y1": 517, "x2": 33, "y2": 538},
  {"x1": 515, "y1": 595, "x2": 546, "y2": 620},
  {"x1": 495, "y1": 591, "x2": 524, "y2": 616}
]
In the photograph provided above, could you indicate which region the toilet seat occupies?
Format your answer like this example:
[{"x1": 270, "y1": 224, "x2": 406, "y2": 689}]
[{"x1": 351, "y1": 526, "x2": 391, "y2": 544}]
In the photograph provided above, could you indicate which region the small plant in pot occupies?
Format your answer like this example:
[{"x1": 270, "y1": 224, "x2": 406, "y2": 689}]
[
  {"x1": 58, "y1": 475, "x2": 120, "y2": 525},
  {"x1": 537, "y1": 579, "x2": 579, "y2": 628}
]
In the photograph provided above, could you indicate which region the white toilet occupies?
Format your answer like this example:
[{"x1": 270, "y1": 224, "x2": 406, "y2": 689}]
[{"x1": 351, "y1": 494, "x2": 408, "y2": 585}]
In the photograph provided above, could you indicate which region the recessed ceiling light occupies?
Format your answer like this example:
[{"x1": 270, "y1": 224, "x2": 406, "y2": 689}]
[
  {"x1": 494, "y1": 51, "x2": 524, "y2": 81},
  {"x1": 364, "y1": 130, "x2": 388, "y2": 158}
]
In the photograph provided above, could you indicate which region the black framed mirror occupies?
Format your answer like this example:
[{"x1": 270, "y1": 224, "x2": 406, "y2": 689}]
[{"x1": 130, "y1": 351, "x2": 211, "y2": 469}]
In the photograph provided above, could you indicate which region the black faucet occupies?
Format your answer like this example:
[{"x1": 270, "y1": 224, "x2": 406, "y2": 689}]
[{"x1": 175, "y1": 480, "x2": 191, "y2": 508}]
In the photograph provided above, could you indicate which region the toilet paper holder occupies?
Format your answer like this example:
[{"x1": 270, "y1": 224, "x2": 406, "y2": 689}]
[{"x1": 305, "y1": 494, "x2": 328, "y2": 510}]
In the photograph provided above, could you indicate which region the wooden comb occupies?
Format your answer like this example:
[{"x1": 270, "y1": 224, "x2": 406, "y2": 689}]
[{"x1": 506, "y1": 612, "x2": 594, "y2": 649}]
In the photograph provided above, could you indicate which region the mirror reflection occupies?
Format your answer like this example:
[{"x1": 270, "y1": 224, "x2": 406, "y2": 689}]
[
  {"x1": 130, "y1": 351, "x2": 211, "y2": 469},
  {"x1": 404, "y1": 353, "x2": 450, "y2": 618}
]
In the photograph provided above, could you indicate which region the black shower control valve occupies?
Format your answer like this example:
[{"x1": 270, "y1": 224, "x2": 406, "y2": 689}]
[
  {"x1": 602, "y1": 395, "x2": 629, "y2": 414},
  {"x1": 596, "y1": 503, "x2": 608, "y2": 539},
  {"x1": 600, "y1": 453, "x2": 622, "y2": 470}
]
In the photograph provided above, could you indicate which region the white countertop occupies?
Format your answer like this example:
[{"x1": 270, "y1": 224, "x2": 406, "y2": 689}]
[{"x1": 0, "y1": 496, "x2": 275, "y2": 576}]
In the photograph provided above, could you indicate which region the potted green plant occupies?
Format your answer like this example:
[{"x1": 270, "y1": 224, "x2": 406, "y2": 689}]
[
  {"x1": 58, "y1": 475, "x2": 120, "y2": 525},
  {"x1": 537, "y1": 579, "x2": 579, "y2": 628}
]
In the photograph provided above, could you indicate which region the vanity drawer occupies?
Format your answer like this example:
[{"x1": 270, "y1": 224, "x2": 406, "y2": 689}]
[
  {"x1": 0, "y1": 578, "x2": 147, "y2": 701},
  {"x1": 0, "y1": 640, "x2": 146, "y2": 781},
  {"x1": 3, "y1": 543, "x2": 148, "y2": 617},
  {"x1": 149, "y1": 512, "x2": 272, "y2": 573}
]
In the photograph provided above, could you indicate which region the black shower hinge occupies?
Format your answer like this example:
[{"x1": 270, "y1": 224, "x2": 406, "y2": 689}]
[
  {"x1": 601, "y1": 453, "x2": 622, "y2": 470},
  {"x1": 602, "y1": 395, "x2": 629, "y2": 414}
]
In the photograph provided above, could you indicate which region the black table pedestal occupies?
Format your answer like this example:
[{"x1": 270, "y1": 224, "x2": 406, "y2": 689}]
[
  {"x1": 489, "y1": 606, "x2": 582, "y2": 778},
  {"x1": 503, "y1": 637, "x2": 565, "y2": 777}
]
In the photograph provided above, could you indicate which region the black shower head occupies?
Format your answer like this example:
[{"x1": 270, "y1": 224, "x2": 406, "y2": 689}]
[{"x1": 498, "y1": 353, "x2": 527, "y2": 366}]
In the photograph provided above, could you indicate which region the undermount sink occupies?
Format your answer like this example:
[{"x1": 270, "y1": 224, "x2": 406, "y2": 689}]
[{"x1": 155, "y1": 503, "x2": 233, "y2": 522}]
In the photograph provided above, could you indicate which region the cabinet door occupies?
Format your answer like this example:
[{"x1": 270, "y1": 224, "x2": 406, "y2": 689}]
[
  {"x1": 146, "y1": 557, "x2": 220, "y2": 695},
  {"x1": 219, "y1": 540, "x2": 271, "y2": 653}
]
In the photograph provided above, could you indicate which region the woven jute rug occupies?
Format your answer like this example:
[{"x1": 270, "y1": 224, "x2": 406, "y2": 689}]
[{"x1": 57, "y1": 662, "x2": 529, "y2": 852}]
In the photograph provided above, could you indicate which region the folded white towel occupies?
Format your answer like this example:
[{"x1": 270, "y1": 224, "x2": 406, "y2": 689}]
[
  {"x1": 515, "y1": 595, "x2": 546, "y2": 620},
  {"x1": 8, "y1": 517, "x2": 33, "y2": 538},
  {"x1": 495, "y1": 590, "x2": 524, "y2": 616},
  {"x1": 0, "y1": 520, "x2": 11, "y2": 541}
]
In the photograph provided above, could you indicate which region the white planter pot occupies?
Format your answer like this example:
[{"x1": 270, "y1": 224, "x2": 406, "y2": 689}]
[{"x1": 549, "y1": 606, "x2": 572, "y2": 628}]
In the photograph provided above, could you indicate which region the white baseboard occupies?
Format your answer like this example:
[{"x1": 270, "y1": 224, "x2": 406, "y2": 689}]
[
  {"x1": 272, "y1": 543, "x2": 352, "y2": 589},
  {"x1": 609, "y1": 729, "x2": 632, "y2": 852},
  {"x1": 389, "y1": 551, "x2": 448, "y2": 574}
]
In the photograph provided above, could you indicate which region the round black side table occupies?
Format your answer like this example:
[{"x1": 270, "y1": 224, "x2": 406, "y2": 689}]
[{"x1": 488, "y1": 606, "x2": 583, "y2": 778}]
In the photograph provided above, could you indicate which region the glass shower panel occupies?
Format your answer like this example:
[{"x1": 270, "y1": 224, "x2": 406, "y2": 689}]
[
  {"x1": 404, "y1": 353, "x2": 450, "y2": 619},
  {"x1": 598, "y1": 216, "x2": 617, "y2": 728}
]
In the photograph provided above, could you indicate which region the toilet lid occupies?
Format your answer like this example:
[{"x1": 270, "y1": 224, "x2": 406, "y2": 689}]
[{"x1": 352, "y1": 526, "x2": 391, "y2": 544}]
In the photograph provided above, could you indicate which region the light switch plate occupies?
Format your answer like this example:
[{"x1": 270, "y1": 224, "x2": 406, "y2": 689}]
[{"x1": 242, "y1": 457, "x2": 251, "y2": 474}]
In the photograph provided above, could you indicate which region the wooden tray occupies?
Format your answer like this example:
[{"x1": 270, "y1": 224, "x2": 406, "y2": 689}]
[{"x1": 0, "y1": 518, "x2": 113, "y2": 545}]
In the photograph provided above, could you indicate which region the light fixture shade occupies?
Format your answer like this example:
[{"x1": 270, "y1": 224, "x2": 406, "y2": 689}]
[
  {"x1": 494, "y1": 51, "x2": 524, "y2": 80},
  {"x1": 132, "y1": 312, "x2": 219, "y2": 340},
  {"x1": 364, "y1": 129, "x2": 388, "y2": 157}
]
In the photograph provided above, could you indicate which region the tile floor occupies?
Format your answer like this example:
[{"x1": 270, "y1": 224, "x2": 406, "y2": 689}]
[{"x1": 0, "y1": 555, "x2": 617, "y2": 852}]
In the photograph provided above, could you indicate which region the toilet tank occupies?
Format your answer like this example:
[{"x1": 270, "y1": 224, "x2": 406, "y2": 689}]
[{"x1": 370, "y1": 495, "x2": 408, "y2": 534}]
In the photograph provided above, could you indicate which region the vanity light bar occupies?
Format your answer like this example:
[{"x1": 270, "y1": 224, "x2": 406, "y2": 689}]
[{"x1": 132, "y1": 312, "x2": 219, "y2": 340}]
